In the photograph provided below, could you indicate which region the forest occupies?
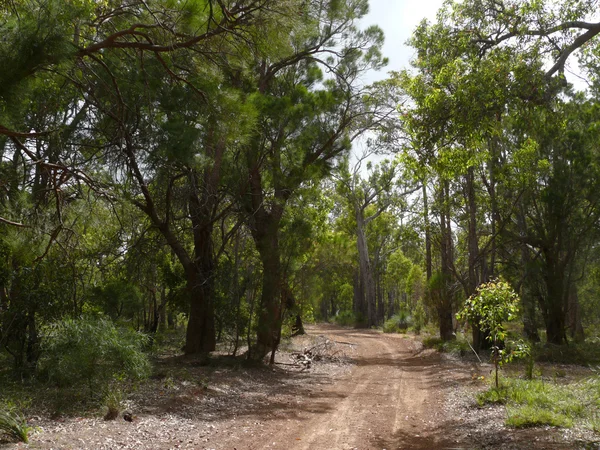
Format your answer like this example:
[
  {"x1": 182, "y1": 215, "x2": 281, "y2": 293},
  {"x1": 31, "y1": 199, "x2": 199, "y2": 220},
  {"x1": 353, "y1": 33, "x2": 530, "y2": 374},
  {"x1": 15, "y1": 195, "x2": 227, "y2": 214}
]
[{"x1": 2, "y1": 0, "x2": 600, "y2": 448}]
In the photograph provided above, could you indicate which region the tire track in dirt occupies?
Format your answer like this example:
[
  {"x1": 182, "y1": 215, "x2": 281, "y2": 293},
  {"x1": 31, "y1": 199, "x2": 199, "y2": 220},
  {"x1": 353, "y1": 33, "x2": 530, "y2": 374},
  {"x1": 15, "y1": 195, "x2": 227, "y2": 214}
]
[{"x1": 243, "y1": 325, "x2": 458, "y2": 450}]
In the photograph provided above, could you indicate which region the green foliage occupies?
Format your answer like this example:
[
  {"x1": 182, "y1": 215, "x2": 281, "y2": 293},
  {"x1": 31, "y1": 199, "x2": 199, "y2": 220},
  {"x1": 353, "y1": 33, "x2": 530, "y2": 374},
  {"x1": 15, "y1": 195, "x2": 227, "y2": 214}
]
[
  {"x1": 0, "y1": 408, "x2": 31, "y2": 443},
  {"x1": 383, "y1": 310, "x2": 411, "y2": 333},
  {"x1": 39, "y1": 317, "x2": 151, "y2": 392},
  {"x1": 102, "y1": 389, "x2": 123, "y2": 421},
  {"x1": 423, "y1": 335, "x2": 471, "y2": 356},
  {"x1": 478, "y1": 376, "x2": 600, "y2": 430},
  {"x1": 533, "y1": 337, "x2": 600, "y2": 365},
  {"x1": 412, "y1": 300, "x2": 426, "y2": 334},
  {"x1": 457, "y1": 279, "x2": 527, "y2": 387},
  {"x1": 334, "y1": 311, "x2": 361, "y2": 328}
]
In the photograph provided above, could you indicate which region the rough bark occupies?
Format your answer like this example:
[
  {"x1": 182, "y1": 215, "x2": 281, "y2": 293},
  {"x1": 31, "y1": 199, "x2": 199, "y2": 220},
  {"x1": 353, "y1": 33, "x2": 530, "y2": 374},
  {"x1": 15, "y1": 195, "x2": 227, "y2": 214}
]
[
  {"x1": 439, "y1": 181, "x2": 455, "y2": 342},
  {"x1": 422, "y1": 183, "x2": 432, "y2": 281},
  {"x1": 567, "y1": 283, "x2": 585, "y2": 342},
  {"x1": 542, "y1": 252, "x2": 567, "y2": 345},
  {"x1": 356, "y1": 213, "x2": 377, "y2": 327}
]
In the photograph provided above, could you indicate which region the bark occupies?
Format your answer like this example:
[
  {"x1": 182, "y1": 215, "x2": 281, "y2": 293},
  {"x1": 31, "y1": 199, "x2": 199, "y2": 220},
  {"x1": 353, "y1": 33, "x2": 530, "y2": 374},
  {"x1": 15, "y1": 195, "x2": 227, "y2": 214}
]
[
  {"x1": 376, "y1": 270, "x2": 385, "y2": 324},
  {"x1": 567, "y1": 283, "x2": 585, "y2": 342},
  {"x1": 353, "y1": 267, "x2": 365, "y2": 320},
  {"x1": 465, "y1": 168, "x2": 487, "y2": 351},
  {"x1": 356, "y1": 212, "x2": 377, "y2": 327},
  {"x1": 247, "y1": 200, "x2": 284, "y2": 360},
  {"x1": 184, "y1": 189, "x2": 217, "y2": 353},
  {"x1": 488, "y1": 137, "x2": 498, "y2": 277},
  {"x1": 387, "y1": 289, "x2": 395, "y2": 319},
  {"x1": 125, "y1": 133, "x2": 221, "y2": 354},
  {"x1": 439, "y1": 181, "x2": 455, "y2": 342},
  {"x1": 517, "y1": 206, "x2": 540, "y2": 342},
  {"x1": 542, "y1": 252, "x2": 567, "y2": 345},
  {"x1": 423, "y1": 183, "x2": 432, "y2": 281}
]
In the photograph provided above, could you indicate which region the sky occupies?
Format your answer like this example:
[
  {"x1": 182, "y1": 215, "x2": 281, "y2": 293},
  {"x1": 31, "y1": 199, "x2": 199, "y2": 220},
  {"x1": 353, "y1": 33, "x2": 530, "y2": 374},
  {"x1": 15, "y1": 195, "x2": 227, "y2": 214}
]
[
  {"x1": 360, "y1": 0, "x2": 445, "y2": 83},
  {"x1": 350, "y1": 0, "x2": 445, "y2": 164}
]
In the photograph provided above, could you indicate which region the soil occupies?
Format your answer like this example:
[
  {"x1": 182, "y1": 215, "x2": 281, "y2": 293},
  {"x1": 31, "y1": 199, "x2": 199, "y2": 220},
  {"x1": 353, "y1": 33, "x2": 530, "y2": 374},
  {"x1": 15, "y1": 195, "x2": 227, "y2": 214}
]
[{"x1": 2, "y1": 324, "x2": 599, "y2": 449}]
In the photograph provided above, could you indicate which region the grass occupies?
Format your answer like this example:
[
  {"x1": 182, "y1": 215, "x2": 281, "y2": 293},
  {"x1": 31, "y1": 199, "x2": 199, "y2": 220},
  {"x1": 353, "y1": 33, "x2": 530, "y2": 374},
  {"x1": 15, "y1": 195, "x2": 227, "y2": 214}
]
[
  {"x1": 477, "y1": 375, "x2": 600, "y2": 430},
  {"x1": 0, "y1": 409, "x2": 31, "y2": 443}
]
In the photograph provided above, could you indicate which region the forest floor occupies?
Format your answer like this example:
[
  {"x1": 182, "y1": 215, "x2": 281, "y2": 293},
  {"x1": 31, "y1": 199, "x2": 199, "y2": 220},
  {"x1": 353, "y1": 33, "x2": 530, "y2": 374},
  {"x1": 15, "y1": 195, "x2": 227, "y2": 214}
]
[{"x1": 2, "y1": 324, "x2": 599, "y2": 449}]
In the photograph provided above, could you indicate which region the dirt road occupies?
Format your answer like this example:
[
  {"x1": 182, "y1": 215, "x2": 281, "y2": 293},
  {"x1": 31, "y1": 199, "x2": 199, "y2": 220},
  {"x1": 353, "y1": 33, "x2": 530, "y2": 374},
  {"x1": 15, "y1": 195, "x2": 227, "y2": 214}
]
[{"x1": 227, "y1": 325, "x2": 462, "y2": 450}]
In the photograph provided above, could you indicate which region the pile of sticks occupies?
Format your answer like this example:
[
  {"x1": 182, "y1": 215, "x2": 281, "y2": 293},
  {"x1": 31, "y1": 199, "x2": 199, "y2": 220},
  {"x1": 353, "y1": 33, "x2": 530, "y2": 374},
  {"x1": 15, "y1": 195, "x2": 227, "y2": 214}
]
[{"x1": 286, "y1": 337, "x2": 354, "y2": 370}]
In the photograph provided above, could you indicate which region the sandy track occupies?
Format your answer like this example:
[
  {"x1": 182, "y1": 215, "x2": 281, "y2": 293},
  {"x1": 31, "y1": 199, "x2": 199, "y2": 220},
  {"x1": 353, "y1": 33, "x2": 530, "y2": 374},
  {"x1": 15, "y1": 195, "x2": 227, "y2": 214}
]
[{"x1": 232, "y1": 325, "x2": 458, "y2": 450}]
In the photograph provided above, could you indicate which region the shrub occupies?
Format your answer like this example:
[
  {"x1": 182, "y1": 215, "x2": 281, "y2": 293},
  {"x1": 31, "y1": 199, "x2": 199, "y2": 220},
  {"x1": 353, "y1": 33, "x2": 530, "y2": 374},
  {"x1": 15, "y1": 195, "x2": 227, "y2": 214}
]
[
  {"x1": 383, "y1": 310, "x2": 411, "y2": 333},
  {"x1": 0, "y1": 408, "x2": 31, "y2": 443},
  {"x1": 103, "y1": 389, "x2": 123, "y2": 421},
  {"x1": 457, "y1": 279, "x2": 528, "y2": 387},
  {"x1": 39, "y1": 317, "x2": 151, "y2": 393},
  {"x1": 412, "y1": 301, "x2": 426, "y2": 334},
  {"x1": 334, "y1": 311, "x2": 358, "y2": 327},
  {"x1": 423, "y1": 334, "x2": 471, "y2": 356},
  {"x1": 478, "y1": 376, "x2": 600, "y2": 429}
]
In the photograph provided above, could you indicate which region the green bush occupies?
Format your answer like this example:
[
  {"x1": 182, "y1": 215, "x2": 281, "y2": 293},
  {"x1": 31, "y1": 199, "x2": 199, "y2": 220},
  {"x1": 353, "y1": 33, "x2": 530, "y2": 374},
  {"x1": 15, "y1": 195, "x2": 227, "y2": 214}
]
[
  {"x1": 412, "y1": 301, "x2": 426, "y2": 334},
  {"x1": 383, "y1": 310, "x2": 411, "y2": 333},
  {"x1": 423, "y1": 334, "x2": 471, "y2": 356},
  {"x1": 0, "y1": 408, "x2": 31, "y2": 443},
  {"x1": 39, "y1": 317, "x2": 151, "y2": 392},
  {"x1": 334, "y1": 311, "x2": 359, "y2": 327}
]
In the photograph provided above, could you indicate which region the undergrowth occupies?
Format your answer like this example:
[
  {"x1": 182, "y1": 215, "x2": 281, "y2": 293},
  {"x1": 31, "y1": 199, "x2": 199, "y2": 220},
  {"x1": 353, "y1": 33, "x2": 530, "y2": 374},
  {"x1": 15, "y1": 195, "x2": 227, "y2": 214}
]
[
  {"x1": 383, "y1": 311, "x2": 410, "y2": 333},
  {"x1": 477, "y1": 376, "x2": 600, "y2": 430},
  {"x1": 0, "y1": 407, "x2": 32, "y2": 443},
  {"x1": 423, "y1": 335, "x2": 471, "y2": 356}
]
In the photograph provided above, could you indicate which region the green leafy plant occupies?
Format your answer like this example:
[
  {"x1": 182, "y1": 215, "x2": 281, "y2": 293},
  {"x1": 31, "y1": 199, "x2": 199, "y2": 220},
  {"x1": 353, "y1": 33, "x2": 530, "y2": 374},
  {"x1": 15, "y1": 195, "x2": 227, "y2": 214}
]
[
  {"x1": 0, "y1": 408, "x2": 31, "y2": 443},
  {"x1": 383, "y1": 309, "x2": 411, "y2": 333},
  {"x1": 457, "y1": 279, "x2": 529, "y2": 387},
  {"x1": 412, "y1": 301, "x2": 426, "y2": 334},
  {"x1": 477, "y1": 375, "x2": 600, "y2": 429},
  {"x1": 334, "y1": 311, "x2": 362, "y2": 327},
  {"x1": 39, "y1": 317, "x2": 151, "y2": 394},
  {"x1": 103, "y1": 389, "x2": 124, "y2": 421}
]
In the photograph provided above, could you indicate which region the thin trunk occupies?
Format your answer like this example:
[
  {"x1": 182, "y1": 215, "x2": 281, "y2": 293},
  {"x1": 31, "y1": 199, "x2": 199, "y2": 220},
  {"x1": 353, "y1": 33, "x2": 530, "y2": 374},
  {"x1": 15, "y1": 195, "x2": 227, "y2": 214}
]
[
  {"x1": 567, "y1": 283, "x2": 584, "y2": 342},
  {"x1": 423, "y1": 182, "x2": 432, "y2": 281},
  {"x1": 466, "y1": 168, "x2": 484, "y2": 350},
  {"x1": 439, "y1": 180, "x2": 455, "y2": 341},
  {"x1": 543, "y1": 251, "x2": 567, "y2": 345},
  {"x1": 489, "y1": 141, "x2": 498, "y2": 277},
  {"x1": 517, "y1": 205, "x2": 540, "y2": 342}
]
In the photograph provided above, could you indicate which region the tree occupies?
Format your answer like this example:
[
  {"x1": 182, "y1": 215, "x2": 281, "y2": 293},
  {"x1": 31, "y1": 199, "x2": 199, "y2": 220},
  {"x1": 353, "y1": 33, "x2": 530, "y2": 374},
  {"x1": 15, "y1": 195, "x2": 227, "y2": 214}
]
[
  {"x1": 457, "y1": 279, "x2": 526, "y2": 388},
  {"x1": 235, "y1": 0, "x2": 390, "y2": 358}
]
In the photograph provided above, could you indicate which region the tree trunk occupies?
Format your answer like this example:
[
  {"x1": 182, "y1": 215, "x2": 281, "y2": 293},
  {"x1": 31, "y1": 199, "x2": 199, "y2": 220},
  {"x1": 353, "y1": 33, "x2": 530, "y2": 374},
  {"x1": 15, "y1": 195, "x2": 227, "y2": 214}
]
[
  {"x1": 245, "y1": 198, "x2": 285, "y2": 361},
  {"x1": 184, "y1": 270, "x2": 216, "y2": 353},
  {"x1": 465, "y1": 168, "x2": 487, "y2": 350},
  {"x1": 353, "y1": 267, "x2": 365, "y2": 322},
  {"x1": 567, "y1": 283, "x2": 584, "y2": 342},
  {"x1": 543, "y1": 253, "x2": 567, "y2": 345},
  {"x1": 423, "y1": 182, "x2": 432, "y2": 281},
  {"x1": 439, "y1": 180, "x2": 455, "y2": 341},
  {"x1": 184, "y1": 185, "x2": 218, "y2": 354},
  {"x1": 356, "y1": 213, "x2": 377, "y2": 327}
]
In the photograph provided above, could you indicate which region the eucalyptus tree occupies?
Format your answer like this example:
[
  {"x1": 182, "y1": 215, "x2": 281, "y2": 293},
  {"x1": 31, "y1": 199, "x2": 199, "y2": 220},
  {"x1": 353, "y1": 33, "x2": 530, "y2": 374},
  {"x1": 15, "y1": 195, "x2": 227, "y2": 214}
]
[
  {"x1": 232, "y1": 0, "x2": 391, "y2": 358},
  {"x1": 398, "y1": 0, "x2": 600, "y2": 344}
]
